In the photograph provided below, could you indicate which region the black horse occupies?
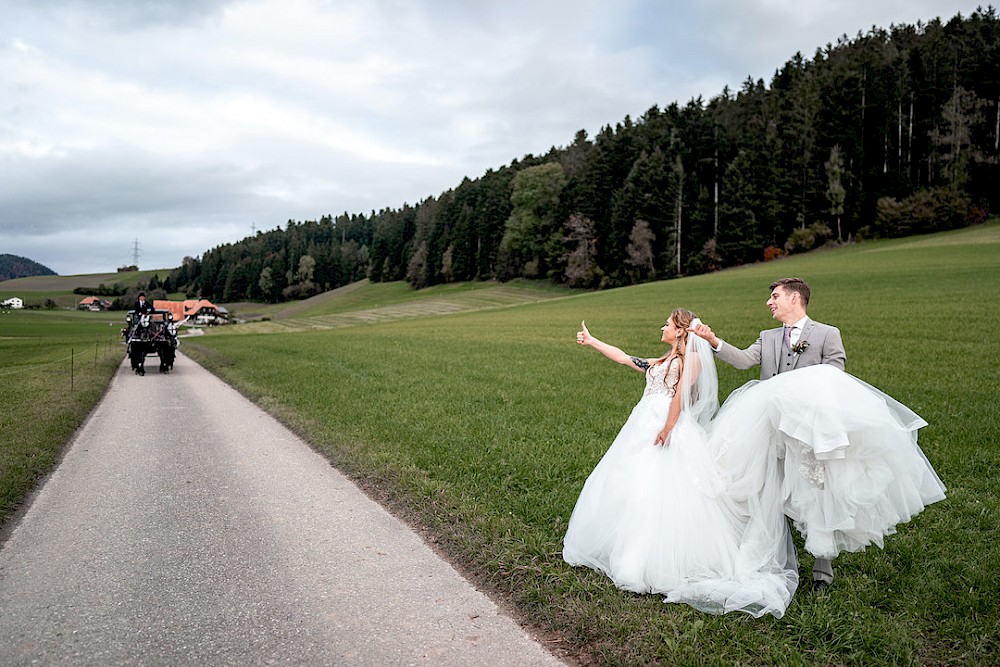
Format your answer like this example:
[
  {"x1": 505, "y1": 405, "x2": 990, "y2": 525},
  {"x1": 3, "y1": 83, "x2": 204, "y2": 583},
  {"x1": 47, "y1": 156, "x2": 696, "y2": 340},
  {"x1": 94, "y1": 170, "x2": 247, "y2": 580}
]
[{"x1": 123, "y1": 309, "x2": 179, "y2": 375}]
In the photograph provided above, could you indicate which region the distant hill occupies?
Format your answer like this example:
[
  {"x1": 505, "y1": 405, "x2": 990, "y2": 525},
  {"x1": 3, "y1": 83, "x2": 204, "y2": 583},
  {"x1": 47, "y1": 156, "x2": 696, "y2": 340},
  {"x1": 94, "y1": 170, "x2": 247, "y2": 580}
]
[{"x1": 0, "y1": 254, "x2": 57, "y2": 280}]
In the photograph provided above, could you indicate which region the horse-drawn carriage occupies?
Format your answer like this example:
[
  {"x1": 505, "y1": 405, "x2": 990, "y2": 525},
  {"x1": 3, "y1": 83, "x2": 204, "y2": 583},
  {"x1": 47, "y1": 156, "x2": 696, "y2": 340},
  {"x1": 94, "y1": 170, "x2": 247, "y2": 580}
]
[{"x1": 123, "y1": 308, "x2": 179, "y2": 375}]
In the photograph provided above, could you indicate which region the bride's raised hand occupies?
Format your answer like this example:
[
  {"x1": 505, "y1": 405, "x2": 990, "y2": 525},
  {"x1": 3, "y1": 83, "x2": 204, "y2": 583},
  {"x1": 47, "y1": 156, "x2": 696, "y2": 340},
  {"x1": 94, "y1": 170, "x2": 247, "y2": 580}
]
[{"x1": 576, "y1": 320, "x2": 593, "y2": 346}]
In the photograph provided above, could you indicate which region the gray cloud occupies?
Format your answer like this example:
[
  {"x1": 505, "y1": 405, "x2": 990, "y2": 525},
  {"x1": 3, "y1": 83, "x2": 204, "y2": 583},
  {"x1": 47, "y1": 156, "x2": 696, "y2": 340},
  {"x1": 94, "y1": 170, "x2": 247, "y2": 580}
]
[{"x1": 0, "y1": 0, "x2": 982, "y2": 275}]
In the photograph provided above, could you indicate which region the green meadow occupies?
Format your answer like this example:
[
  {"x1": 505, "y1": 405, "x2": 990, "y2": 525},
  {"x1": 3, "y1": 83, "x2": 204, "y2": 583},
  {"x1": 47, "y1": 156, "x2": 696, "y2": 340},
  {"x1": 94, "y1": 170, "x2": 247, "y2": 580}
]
[
  {"x1": 0, "y1": 268, "x2": 177, "y2": 309},
  {"x1": 0, "y1": 309, "x2": 123, "y2": 523},
  {"x1": 0, "y1": 223, "x2": 996, "y2": 664},
  {"x1": 223, "y1": 278, "x2": 587, "y2": 333},
  {"x1": 174, "y1": 221, "x2": 999, "y2": 666}
]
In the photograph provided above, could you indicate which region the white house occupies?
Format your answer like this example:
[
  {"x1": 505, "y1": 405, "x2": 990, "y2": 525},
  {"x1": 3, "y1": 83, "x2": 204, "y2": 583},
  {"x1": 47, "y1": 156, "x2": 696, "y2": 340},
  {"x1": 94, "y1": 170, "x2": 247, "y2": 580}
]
[{"x1": 2, "y1": 297, "x2": 24, "y2": 309}]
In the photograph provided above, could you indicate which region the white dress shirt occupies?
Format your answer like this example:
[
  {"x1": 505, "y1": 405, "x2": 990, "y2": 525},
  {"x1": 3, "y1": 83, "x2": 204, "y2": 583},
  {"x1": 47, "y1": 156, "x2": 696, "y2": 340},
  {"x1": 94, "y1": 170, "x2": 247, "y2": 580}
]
[{"x1": 786, "y1": 316, "x2": 809, "y2": 346}]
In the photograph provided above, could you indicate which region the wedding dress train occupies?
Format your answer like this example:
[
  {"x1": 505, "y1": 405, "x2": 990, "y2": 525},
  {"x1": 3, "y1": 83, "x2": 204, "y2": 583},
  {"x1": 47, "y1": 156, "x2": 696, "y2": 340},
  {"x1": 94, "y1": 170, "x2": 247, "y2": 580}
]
[{"x1": 710, "y1": 364, "x2": 947, "y2": 560}]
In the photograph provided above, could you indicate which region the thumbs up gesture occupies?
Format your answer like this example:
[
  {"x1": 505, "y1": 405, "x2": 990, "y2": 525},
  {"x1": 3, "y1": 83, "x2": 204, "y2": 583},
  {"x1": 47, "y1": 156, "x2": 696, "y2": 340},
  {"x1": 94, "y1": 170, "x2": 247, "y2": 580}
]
[{"x1": 576, "y1": 320, "x2": 592, "y2": 346}]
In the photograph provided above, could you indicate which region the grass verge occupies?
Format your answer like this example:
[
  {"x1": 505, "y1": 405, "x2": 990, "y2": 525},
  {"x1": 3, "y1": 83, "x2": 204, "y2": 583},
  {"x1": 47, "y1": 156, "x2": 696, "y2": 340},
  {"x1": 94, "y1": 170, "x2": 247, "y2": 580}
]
[
  {"x1": 0, "y1": 310, "x2": 124, "y2": 525},
  {"x1": 181, "y1": 222, "x2": 1000, "y2": 665}
]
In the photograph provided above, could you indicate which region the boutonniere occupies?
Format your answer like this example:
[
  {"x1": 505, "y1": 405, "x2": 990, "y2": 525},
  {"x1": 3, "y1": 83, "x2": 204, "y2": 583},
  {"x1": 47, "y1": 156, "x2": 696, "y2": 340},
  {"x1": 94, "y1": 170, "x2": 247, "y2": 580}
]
[{"x1": 791, "y1": 340, "x2": 810, "y2": 355}]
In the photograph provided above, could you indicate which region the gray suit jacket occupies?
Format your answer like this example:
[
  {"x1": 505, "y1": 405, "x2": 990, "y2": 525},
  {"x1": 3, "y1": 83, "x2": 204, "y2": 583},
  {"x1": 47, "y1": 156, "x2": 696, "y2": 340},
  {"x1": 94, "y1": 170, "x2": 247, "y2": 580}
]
[{"x1": 716, "y1": 318, "x2": 846, "y2": 379}]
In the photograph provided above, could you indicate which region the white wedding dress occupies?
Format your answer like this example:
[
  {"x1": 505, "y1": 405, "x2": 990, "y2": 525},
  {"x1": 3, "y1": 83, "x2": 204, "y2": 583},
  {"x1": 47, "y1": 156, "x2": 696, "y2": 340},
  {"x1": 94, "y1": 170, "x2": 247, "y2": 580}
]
[
  {"x1": 710, "y1": 364, "x2": 947, "y2": 560},
  {"x1": 563, "y1": 348, "x2": 798, "y2": 618},
  {"x1": 563, "y1": 332, "x2": 946, "y2": 619}
]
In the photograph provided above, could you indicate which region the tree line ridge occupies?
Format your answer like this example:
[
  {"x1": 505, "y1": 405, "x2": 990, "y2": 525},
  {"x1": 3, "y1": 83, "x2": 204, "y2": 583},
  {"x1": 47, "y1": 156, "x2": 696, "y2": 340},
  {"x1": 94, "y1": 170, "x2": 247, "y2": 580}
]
[{"x1": 168, "y1": 9, "x2": 998, "y2": 303}]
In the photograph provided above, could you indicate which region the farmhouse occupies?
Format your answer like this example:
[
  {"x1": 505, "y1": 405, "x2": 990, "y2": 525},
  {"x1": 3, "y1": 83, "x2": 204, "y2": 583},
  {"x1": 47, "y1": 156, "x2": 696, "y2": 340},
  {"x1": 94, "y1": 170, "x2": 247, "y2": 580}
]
[
  {"x1": 78, "y1": 296, "x2": 112, "y2": 311},
  {"x1": 154, "y1": 299, "x2": 227, "y2": 325},
  {"x1": 2, "y1": 297, "x2": 23, "y2": 309}
]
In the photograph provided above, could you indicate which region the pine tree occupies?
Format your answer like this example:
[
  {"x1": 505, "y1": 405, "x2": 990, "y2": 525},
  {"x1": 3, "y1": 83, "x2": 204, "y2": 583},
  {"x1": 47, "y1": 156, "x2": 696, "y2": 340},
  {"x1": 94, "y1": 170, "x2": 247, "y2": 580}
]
[{"x1": 825, "y1": 145, "x2": 847, "y2": 240}]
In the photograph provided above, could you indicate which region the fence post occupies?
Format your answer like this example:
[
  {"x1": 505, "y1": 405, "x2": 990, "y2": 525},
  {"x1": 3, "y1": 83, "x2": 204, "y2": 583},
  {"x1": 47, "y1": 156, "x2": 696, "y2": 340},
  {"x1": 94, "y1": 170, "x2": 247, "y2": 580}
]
[{"x1": 71, "y1": 347, "x2": 75, "y2": 393}]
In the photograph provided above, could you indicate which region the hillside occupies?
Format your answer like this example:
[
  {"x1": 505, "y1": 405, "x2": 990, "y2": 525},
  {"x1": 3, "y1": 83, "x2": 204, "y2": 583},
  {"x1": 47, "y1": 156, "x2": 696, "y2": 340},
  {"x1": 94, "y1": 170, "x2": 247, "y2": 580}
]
[
  {"x1": 0, "y1": 268, "x2": 174, "y2": 293},
  {"x1": 0, "y1": 221, "x2": 996, "y2": 665},
  {"x1": 220, "y1": 279, "x2": 581, "y2": 334},
  {"x1": 0, "y1": 268, "x2": 179, "y2": 310},
  {"x1": 0, "y1": 254, "x2": 56, "y2": 281},
  {"x1": 172, "y1": 10, "x2": 999, "y2": 304},
  {"x1": 179, "y1": 220, "x2": 1000, "y2": 666}
]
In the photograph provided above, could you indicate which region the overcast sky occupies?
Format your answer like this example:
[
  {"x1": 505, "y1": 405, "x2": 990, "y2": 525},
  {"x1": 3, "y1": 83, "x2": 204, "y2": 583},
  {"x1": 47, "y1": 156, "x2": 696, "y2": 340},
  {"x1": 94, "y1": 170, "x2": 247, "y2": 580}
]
[{"x1": 1, "y1": 0, "x2": 984, "y2": 276}]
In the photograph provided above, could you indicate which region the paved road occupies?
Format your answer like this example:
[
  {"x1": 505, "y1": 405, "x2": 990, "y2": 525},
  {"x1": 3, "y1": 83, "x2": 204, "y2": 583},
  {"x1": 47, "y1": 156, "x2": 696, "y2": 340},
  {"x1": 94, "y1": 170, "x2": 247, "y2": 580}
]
[{"x1": 0, "y1": 353, "x2": 565, "y2": 666}]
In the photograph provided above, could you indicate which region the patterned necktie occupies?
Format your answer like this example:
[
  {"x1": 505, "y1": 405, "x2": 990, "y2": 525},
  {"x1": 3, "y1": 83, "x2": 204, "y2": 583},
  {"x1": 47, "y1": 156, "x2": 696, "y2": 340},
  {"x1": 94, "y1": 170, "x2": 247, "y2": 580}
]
[{"x1": 783, "y1": 325, "x2": 792, "y2": 350}]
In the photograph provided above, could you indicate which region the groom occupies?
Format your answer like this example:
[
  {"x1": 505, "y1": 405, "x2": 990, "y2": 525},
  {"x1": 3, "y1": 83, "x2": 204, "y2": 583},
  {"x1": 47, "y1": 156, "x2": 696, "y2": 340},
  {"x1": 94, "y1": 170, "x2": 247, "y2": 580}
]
[{"x1": 690, "y1": 277, "x2": 846, "y2": 592}]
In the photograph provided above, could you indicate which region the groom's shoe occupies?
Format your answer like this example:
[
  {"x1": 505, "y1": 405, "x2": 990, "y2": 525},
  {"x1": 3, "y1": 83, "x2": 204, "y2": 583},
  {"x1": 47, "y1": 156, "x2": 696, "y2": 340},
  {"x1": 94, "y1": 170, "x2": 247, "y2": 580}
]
[
  {"x1": 812, "y1": 557, "x2": 834, "y2": 594},
  {"x1": 812, "y1": 579, "x2": 831, "y2": 594}
]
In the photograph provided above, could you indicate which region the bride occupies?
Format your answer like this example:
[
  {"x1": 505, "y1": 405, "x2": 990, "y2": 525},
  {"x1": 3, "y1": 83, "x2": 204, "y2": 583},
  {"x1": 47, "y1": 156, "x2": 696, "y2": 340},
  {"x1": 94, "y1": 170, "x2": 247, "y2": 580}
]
[
  {"x1": 562, "y1": 308, "x2": 797, "y2": 618},
  {"x1": 563, "y1": 308, "x2": 946, "y2": 618}
]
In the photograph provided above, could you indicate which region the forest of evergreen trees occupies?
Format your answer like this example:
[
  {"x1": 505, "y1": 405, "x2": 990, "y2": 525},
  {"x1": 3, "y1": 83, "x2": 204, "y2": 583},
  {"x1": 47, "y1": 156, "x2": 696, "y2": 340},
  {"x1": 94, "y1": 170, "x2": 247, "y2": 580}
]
[
  {"x1": 170, "y1": 9, "x2": 999, "y2": 302},
  {"x1": 0, "y1": 254, "x2": 56, "y2": 281}
]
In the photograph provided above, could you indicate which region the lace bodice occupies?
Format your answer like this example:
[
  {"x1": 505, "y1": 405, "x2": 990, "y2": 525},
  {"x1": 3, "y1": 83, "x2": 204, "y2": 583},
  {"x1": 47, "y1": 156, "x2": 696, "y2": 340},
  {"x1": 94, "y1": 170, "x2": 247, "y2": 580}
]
[{"x1": 642, "y1": 357, "x2": 680, "y2": 399}]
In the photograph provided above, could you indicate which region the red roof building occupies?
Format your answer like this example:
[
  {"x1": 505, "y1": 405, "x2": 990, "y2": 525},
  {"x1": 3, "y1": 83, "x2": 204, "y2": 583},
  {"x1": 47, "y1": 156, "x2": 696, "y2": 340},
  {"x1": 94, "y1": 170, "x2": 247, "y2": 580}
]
[
  {"x1": 153, "y1": 299, "x2": 226, "y2": 324},
  {"x1": 78, "y1": 296, "x2": 111, "y2": 310}
]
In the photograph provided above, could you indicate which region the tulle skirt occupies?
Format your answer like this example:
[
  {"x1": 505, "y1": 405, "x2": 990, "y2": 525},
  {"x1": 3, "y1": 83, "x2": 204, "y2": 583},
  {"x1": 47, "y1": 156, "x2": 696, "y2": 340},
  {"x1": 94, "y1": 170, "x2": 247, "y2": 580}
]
[
  {"x1": 563, "y1": 394, "x2": 798, "y2": 618},
  {"x1": 710, "y1": 364, "x2": 947, "y2": 559}
]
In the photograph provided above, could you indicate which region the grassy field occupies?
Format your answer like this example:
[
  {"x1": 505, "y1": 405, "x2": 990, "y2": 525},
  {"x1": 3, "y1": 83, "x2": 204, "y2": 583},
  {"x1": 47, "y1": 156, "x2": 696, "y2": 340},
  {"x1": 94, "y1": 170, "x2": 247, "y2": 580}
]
[
  {"x1": 222, "y1": 278, "x2": 584, "y2": 332},
  {"x1": 0, "y1": 268, "x2": 176, "y2": 292},
  {"x1": 0, "y1": 268, "x2": 176, "y2": 309},
  {"x1": 1, "y1": 224, "x2": 996, "y2": 664},
  {"x1": 172, "y1": 221, "x2": 1000, "y2": 665},
  {"x1": 0, "y1": 309, "x2": 123, "y2": 524}
]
